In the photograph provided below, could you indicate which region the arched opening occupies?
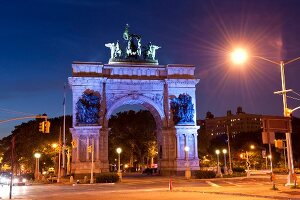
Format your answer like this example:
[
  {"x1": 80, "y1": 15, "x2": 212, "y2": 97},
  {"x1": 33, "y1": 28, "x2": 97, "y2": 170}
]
[{"x1": 105, "y1": 98, "x2": 164, "y2": 175}]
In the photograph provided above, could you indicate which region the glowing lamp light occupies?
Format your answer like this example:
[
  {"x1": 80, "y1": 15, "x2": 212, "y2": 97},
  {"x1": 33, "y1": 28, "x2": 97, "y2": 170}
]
[
  {"x1": 116, "y1": 147, "x2": 122, "y2": 154},
  {"x1": 250, "y1": 145, "x2": 255, "y2": 149},
  {"x1": 34, "y1": 152, "x2": 41, "y2": 159},
  {"x1": 215, "y1": 149, "x2": 220, "y2": 155},
  {"x1": 231, "y1": 48, "x2": 248, "y2": 64},
  {"x1": 222, "y1": 149, "x2": 227, "y2": 154},
  {"x1": 184, "y1": 146, "x2": 190, "y2": 152}
]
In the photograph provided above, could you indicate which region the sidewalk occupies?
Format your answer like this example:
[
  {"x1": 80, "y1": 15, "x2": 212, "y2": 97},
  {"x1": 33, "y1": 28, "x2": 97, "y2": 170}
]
[
  {"x1": 173, "y1": 184, "x2": 300, "y2": 200},
  {"x1": 170, "y1": 174, "x2": 300, "y2": 200}
]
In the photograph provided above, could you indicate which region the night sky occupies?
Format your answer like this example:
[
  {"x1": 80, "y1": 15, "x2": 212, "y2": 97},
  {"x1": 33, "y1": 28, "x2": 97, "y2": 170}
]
[{"x1": 1, "y1": 0, "x2": 300, "y2": 139}]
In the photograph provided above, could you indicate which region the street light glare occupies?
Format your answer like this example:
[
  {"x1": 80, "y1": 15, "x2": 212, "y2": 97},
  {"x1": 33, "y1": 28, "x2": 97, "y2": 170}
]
[
  {"x1": 34, "y1": 152, "x2": 41, "y2": 159},
  {"x1": 184, "y1": 146, "x2": 190, "y2": 152},
  {"x1": 116, "y1": 147, "x2": 122, "y2": 154},
  {"x1": 231, "y1": 48, "x2": 248, "y2": 64}
]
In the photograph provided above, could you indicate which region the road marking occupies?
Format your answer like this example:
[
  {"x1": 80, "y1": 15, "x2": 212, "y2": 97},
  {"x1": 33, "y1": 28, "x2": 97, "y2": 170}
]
[
  {"x1": 206, "y1": 181, "x2": 221, "y2": 187},
  {"x1": 224, "y1": 181, "x2": 241, "y2": 187}
]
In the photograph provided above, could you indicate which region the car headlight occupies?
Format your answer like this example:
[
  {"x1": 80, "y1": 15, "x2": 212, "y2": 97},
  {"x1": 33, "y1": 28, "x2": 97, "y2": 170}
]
[
  {"x1": 13, "y1": 178, "x2": 19, "y2": 183},
  {"x1": 1, "y1": 177, "x2": 8, "y2": 183},
  {"x1": 22, "y1": 178, "x2": 27, "y2": 183}
]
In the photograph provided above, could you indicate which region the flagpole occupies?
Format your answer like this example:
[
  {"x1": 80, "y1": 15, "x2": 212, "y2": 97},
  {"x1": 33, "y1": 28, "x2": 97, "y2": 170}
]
[
  {"x1": 57, "y1": 127, "x2": 61, "y2": 183},
  {"x1": 62, "y1": 84, "x2": 66, "y2": 176}
]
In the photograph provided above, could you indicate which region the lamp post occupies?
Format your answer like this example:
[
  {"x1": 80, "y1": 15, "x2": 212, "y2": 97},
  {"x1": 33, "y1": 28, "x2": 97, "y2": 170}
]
[
  {"x1": 222, "y1": 149, "x2": 228, "y2": 175},
  {"x1": 246, "y1": 151, "x2": 250, "y2": 178},
  {"x1": 90, "y1": 140, "x2": 94, "y2": 184},
  {"x1": 215, "y1": 149, "x2": 222, "y2": 177},
  {"x1": 51, "y1": 143, "x2": 61, "y2": 183},
  {"x1": 34, "y1": 152, "x2": 41, "y2": 180},
  {"x1": 231, "y1": 49, "x2": 299, "y2": 185},
  {"x1": 184, "y1": 146, "x2": 191, "y2": 179},
  {"x1": 116, "y1": 147, "x2": 122, "y2": 181}
]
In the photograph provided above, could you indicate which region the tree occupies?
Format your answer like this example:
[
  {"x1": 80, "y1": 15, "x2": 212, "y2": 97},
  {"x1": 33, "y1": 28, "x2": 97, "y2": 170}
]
[
  {"x1": 108, "y1": 110, "x2": 157, "y2": 169},
  {"x1": 0, "y1": 116, "x2": 72, "y2": 174}
]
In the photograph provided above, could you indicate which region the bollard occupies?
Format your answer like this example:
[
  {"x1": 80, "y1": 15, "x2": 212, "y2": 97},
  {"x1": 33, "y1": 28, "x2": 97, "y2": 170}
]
[
  {"x1": 270, "y1": 173, "x2": 278, "y2": 190},
  {"x1": 292, "y1": 172, "x2": 298, "y2": 189},
  {"x1": 70, "y1": 176, "x2": 74, "y2": 184},
  {"x1": 169, "y1": 177, "x2": 173, "y2": 191}
]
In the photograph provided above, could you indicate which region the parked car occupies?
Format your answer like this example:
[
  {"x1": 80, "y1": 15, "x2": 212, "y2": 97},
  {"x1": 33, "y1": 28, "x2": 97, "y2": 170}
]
[
  {"x1": 12, "y1": 175, "x2": 27, "y2": 186},
  {"x1": 47, "y1": 175, "x2": 58, "y2": 183}
]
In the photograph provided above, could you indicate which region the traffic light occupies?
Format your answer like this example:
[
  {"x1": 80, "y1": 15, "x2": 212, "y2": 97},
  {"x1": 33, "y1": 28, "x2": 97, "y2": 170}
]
[
  {"x1": 71, "y1": 140, "x2": 77, "y2": 148},
  {"x1": 39, "y1": 122, "x2": 45, "y2": 133},
  {"x1": 44, "y1": 121, "x2": 51, "y2": 133},
  {"x1": 275, "y1": 139, "x2": 283, "y2": 149},
  {"x1": 285, "y1": 108, "x2": 292, "y2": 117},
  {"x1": 87, "y1": 145, "x2": 92, "y2": 153}
]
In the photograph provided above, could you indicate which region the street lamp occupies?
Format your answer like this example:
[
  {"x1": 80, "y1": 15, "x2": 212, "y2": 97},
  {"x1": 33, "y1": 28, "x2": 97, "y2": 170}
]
[
  {"x1": 34, "y1": 152, "x2": 41, "y2": 180},
  {"x1": 51, "y1": 143, "x2": 61, "y2": 183},
  {"x1": 222, "y1": 149, "x2": 228, "y2": 175},
  {"x1": 215, "y1": 149, "x2": 222, "y2": 177},
  {"x1": 184, "y1": 146, "x2": 191, "y2": 179},
  {"x1": 116, "y1": 147, "x2": 122, "y2": 181},
  {"x1": 231, "y1": 48, "x2": 299, "y2": 185}
]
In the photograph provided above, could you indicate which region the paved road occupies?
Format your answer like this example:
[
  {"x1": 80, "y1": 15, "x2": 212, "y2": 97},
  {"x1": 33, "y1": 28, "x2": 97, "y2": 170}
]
[{"x1": 1, "y1": 175, "x2": 299, "y2": 199}]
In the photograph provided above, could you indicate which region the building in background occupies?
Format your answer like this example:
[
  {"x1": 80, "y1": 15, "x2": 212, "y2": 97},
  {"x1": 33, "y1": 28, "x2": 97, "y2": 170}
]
[{"x1": 203, "y1": 107, "x2": 262, "y2": 138}]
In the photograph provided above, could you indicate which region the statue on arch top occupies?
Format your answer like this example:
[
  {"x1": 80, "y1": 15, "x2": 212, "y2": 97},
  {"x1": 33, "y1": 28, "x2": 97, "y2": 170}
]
[{"x1": 105, "y1": 24, "x2": 161, "y2": 64}]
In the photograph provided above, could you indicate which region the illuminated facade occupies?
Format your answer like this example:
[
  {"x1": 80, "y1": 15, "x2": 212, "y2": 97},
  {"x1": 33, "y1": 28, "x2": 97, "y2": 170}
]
[
  {"x1": 68, "y1": 26, "x2": 200, "y2": 175},
  {"x1": 204, "y1": 107, "x2": 263, "y2": 137}
]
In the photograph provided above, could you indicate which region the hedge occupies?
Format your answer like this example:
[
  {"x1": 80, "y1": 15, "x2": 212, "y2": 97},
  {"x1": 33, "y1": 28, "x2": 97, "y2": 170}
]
[
  {"x1": 194, "y1": 170, "x2": 216, "y2": 179},
  {"x1": 95, "y1": 173, "x2": 120, "y2": 183}
]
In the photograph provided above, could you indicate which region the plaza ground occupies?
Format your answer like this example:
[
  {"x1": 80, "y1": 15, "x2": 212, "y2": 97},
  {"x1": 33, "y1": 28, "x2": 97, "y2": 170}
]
[{"x1": 1, "y1": 174, "x2": 299, "y2": 200}]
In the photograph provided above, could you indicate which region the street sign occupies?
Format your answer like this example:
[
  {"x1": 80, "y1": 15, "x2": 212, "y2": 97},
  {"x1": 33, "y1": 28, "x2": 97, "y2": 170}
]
[
  {"x1": 262, "y1": 150, "x2": 266, "y2": 158},
  {"x1": 262, "y1": 116, "x2": 291, "y2": 132},
  {"x1": 262, "y1": 132, "x2": 275, "y2": 144},
  {"x1": 246, "y1": 161, "x2": 250, "y2": 167}
]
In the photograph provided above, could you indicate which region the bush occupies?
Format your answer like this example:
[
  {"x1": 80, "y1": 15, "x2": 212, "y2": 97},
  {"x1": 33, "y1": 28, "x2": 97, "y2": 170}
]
[
  {"x1": 95, "y1": 173, "x2": 119, "y2": 183},
  {"x1": 194, "y1": 170, "x2": 216, "y2": 179},
  {"x1": 272, "y1": 168, "x2": 288, "y2": 174},
  {"x1": 233, "y1": 167, "x2": 245, "y2": 173},
  {"x1": 222, "y1": 172, "x2": 246, "y2": 178}
]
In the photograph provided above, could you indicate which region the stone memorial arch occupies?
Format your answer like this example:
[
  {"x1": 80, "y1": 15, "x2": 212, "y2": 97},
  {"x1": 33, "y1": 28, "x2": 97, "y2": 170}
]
[{"x1": 68, "y1": 25, "x2": 200, "y2": 175}]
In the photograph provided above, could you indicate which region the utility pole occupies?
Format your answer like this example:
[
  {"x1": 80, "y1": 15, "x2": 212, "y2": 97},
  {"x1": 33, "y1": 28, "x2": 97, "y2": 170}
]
[{"x1": 226, "y1": 125, "x2": 233, "y2": 174}]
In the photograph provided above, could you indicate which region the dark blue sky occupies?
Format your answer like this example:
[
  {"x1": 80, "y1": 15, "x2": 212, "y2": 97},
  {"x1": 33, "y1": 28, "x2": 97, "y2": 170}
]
[{"x1": 1, "y1": 0, "x2": 300, "y2": 138}]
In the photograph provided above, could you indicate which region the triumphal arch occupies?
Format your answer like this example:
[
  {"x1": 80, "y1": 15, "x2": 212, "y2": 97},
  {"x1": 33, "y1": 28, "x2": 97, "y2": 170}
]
[{"x1": 68, "y1": 25, "x2": 200, "y2": 175}]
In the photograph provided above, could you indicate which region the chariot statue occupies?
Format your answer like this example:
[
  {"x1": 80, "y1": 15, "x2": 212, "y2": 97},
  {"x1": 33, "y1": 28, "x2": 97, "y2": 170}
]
[{"x1": 105, "y1": 24, "x2": 161, "y2": 64}]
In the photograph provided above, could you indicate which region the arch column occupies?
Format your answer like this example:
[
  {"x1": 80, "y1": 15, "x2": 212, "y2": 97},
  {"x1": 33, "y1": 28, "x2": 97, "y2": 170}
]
[{"x1": 173, "y1": 126, "x2": 200, "y2": 173}]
